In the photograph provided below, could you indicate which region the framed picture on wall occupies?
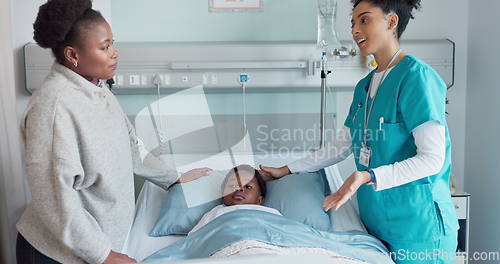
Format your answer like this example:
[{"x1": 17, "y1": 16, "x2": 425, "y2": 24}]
[{"x1": 209, "y1": 0, "x2": 263, "y2": 12}]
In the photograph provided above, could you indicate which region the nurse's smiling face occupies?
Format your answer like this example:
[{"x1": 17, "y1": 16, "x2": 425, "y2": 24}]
[{"x1": 351, "y1": 1, "x2": 399, "y2": 57}]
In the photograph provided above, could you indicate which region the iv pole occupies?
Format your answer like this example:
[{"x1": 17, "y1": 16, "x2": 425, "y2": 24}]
[
  {"x1": 317, "y1": 0, "x2": 357, "y2": 149},
  {"x1": 318, "y1": 48, "x2": 357, "y2": 149},
  {"x1": 319, "y1": 51, "x2": 331, "y2": 148}
]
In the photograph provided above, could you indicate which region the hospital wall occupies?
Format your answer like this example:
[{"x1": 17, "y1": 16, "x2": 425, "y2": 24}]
[
  {"x1": 466, "y1": 0, "x2": 500, "y2": 262},
  {"x1": 110, "y1": 0, "x2": 469, "y2": 192},
  {"x1": 9, "y1": 0, "x2": 469, "y2": 192}
]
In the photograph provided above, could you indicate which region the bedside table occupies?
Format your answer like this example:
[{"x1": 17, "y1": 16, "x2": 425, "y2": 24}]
[{"x1": 452, "y1": 192, "x2": 470, "y2": 264}]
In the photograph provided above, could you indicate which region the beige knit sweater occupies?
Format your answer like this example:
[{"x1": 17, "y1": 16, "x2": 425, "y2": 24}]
[{"x1": 17, "y1": 62, "x2": 179, "y2": 264}]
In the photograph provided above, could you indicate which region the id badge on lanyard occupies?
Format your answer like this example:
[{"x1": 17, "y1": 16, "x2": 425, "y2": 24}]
[
  {"x1": 360, "y1": 49, "x2": 402, "y2": 168},
  {"x1": 359, "y1": 143, "x2": 371, "y2": 167}
]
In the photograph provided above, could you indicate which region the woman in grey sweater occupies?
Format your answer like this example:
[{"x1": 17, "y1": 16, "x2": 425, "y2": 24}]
[{"x1": 16, "y1": 0, "x2": 210, "y2": 263}]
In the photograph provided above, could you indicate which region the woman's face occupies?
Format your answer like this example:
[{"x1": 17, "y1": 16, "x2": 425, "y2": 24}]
[
  {"x1": 351, "y1": 1, "x2": 397, "y2": 56},
  {"x1": 73, "y1": 19, "x2": 118, "y2": 80}
]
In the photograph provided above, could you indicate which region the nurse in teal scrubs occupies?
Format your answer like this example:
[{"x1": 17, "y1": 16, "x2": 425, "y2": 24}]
[{"x1": 259, "y1": 0, "x2": 459, "y2": 263}]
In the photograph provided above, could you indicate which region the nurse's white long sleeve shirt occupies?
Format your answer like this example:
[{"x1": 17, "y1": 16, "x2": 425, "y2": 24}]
[
  {"x1": 288, "y1": 69, "x2": 446, "y2": 191},
  {"x1": 288, "y1": 122, "x2": 445, "y2": 191}
]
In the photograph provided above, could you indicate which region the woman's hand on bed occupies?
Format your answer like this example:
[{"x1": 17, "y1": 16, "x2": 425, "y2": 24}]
[
  {"x1": 102, "y1": 250, "x2": 137, "y2": 264},
  {"x1": 258, "y1": 165, "x2": 291, "y2": 181},
  {"x1": 323, "y1": 171, "x2": 371, "y2": 212},
  {"x1": 176, "y1": 167, "x2": 212, "y2": 183}
]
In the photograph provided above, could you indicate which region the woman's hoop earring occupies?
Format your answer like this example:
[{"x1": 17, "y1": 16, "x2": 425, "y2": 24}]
[{"x1": 74, "y1": 61, "x2": 78, "y2": 68}]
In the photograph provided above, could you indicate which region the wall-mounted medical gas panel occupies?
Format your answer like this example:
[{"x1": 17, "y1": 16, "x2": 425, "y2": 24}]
[{"x1": 24, "y1": 40, "x2": 454, "y2": 94}]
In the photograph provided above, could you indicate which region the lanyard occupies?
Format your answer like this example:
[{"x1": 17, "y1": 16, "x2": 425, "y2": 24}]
[{"x1": 363, "y1": 49, "x2": 402, "y2": 145}]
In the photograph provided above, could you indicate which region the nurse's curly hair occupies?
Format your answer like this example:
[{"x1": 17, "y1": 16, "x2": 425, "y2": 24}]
[
  {"x1": 352, "y1": 0, "x2": 422, "y2": 39},
  {"x1": 33, "y1": 0, "x2": 104, "y2": 63}
]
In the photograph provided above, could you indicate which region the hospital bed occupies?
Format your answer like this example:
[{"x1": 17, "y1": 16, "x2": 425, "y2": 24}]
[{"x1": 122, "y1": 152, "x2": 382, "y2": 263}]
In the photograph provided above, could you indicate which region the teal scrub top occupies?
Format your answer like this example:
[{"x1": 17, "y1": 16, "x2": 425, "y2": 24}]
[{"x1": 344, "y1": 55, "x2": 459, "y2": 243}]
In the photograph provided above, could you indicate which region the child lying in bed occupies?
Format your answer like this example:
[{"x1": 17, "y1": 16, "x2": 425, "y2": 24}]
[{"x1": 188, "y1": 164, "x2": 281, "y2": 235}]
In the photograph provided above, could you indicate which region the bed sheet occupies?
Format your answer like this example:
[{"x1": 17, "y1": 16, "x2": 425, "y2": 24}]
[{"x1": 212, "y1": 240, "x2": 366, "y2": 263}]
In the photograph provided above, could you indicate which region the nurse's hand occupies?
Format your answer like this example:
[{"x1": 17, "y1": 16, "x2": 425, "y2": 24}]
[
  {"x1": 102, "y1": 250, "x2": 137, "y2": 264},
  {"x1": 176, "y1": 168, "x2": 212, "y2": 183},
  {"x1": 258, "y1": 165, "x2": 291, "y2": 181},
  {"x1": 323, "y1": 171, "x2": 371, "y2": 212}
]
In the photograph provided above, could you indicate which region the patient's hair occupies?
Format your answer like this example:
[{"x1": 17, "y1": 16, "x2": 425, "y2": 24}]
[
  {"x1": 33, "y1": 0, "x2": 105, "y2": 63},
  {"x1": 351, "y1": 0, "x2": 422, "y2": 39},
  {"x1": 222, "y1": 165, "x2": 267, "y2": 197}
]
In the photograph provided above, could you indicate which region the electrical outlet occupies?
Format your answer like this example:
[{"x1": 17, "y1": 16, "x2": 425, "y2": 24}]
[
  {"x1": 129, "y1": 75, "x2": 140, "y2": 86},
  {"x1": 202, "y1": 74, "x2": 209, "y2": 85},
  {"x1": 211, "y1": 74, "x2": 218, "y2": 85},
  {"x1": 114, "y1": 75, "x2": 124, "y2": 86},
  {"x1": 163, "y1": 74, "x2": 171, "y2": 85},
  {"x1": 141, "y1": 75, "x2": 148, "y2": 86}
]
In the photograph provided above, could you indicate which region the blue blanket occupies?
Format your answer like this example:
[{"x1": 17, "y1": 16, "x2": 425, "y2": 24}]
[{"x1": 142, "y1": 210, "x2": 393, "y2": 263}]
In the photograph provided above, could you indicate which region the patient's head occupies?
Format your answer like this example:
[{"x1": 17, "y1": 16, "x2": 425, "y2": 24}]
[{"x1": 222, "y1": 165, "x2": 267, "y2": 206}]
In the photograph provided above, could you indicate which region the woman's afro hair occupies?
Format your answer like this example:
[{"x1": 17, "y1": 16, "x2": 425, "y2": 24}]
[{"x1": 33, "y1": 0, "x2": 94, "y2": 48}]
